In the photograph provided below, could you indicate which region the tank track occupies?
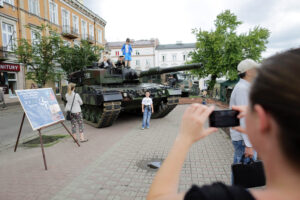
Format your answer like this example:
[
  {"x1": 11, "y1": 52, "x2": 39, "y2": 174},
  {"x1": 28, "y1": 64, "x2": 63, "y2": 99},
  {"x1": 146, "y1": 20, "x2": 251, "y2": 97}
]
[
  {"x1": 83, "y1": 101, "x2": 121, "y2": 128},
  {"x1": 151, "y1": 96, "x2": 179, "y2": 119}
]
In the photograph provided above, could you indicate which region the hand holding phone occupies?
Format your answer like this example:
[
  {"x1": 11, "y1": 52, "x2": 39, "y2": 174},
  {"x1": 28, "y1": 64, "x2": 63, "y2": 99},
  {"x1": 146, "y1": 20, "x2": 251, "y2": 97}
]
[{"x1": 209, "y1": 110, "x2": 240, "y2": 128}]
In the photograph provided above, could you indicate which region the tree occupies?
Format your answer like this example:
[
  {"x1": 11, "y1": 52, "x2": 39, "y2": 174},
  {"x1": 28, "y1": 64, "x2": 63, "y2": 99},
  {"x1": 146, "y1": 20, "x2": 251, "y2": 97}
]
[
  {"x1": 59, "y1": 40, "x2": 102, "y2": 75},
  {"x1": 15, "y1": 24, "x2": 63, "y2": 87},
  {"x1": 190, "y1": 10, "x2": 270, "y2": 92}
]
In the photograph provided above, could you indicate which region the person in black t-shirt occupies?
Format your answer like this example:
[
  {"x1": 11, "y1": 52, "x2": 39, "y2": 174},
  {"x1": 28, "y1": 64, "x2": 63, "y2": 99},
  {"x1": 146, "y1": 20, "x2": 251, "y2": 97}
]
[
  {"x1": 115, "y1": 55, "x2": 125, "y2": 68},
  {"x1": 147, "y1": 48, "x2": 300, "y2": 200},
  {"x1": 98, "y1": 56, "x2": 114, "y2": 69}
]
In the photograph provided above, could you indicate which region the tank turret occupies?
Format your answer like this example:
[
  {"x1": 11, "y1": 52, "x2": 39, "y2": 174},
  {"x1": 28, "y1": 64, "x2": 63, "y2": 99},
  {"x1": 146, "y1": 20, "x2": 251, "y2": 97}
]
[
  {"x1": 68, "y1": 63, "x2": 202, "y2": 86},
  {"x1": 62, "y1": 63, "x2": 202, "y2": 128}
]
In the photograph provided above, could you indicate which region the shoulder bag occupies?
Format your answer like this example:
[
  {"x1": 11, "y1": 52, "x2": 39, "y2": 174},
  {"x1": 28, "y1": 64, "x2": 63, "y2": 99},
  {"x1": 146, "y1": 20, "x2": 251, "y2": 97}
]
[
  {"x1": 66, "y1": 93, "x2": 76, "y2": 121},
  {"x1": 232, "y1": 155, "x2": 266, "y2": 188}
]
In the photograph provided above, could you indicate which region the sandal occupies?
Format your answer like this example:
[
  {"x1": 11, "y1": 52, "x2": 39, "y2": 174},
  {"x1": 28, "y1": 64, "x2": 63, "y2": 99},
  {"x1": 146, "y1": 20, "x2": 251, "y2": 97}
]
[{"x1": 80, "y1": 139, "x2": 88, "y2": 143}]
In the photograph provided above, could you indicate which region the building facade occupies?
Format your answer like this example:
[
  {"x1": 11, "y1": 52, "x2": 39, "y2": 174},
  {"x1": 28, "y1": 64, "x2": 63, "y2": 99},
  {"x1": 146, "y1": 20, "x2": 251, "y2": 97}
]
[
  {"x1": 106, "y1": 39, "x2": 158, "y2": 71},
  {"x1": 155, "y1": 42, "x2": 195, "y2": 68},
  {"x1": 0, "y1": 0, "x2": 106, "y2": 96}
]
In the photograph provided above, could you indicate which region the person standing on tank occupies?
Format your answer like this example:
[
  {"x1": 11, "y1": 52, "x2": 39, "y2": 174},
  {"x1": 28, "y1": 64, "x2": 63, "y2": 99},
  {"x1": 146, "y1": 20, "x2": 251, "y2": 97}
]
[
  {"x1": 141, "y1": 91, "x2": 154, "y2": 130},
  {"x1": 121, "y1": 38, "x2": 133, "y2": 67}
]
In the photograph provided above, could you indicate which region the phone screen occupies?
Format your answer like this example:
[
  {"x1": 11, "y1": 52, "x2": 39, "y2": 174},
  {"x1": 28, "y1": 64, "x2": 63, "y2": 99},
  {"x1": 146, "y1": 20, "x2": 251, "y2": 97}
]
[{"x1": 209, "y1": 110, "x2": 240, "y2": 128}]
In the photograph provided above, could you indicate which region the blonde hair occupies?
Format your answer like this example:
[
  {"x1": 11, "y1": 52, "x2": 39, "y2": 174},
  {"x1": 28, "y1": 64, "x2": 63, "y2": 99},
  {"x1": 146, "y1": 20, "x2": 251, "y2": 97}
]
[{"x1": 67, "y1": 83, "x2": 76, "y2": 95}]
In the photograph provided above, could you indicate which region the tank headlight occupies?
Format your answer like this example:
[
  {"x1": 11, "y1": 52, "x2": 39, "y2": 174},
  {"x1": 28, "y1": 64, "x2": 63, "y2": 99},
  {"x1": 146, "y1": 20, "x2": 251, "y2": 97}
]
[{"x1": 123, "y1": 92, "x2": 128, "y2": 97}]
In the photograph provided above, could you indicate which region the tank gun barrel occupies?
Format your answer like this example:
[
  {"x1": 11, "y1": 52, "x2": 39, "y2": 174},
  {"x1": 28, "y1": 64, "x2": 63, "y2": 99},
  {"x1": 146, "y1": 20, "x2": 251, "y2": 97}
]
[{"x1": 138, "y1": 63, "x2": 202, "y2": 78}]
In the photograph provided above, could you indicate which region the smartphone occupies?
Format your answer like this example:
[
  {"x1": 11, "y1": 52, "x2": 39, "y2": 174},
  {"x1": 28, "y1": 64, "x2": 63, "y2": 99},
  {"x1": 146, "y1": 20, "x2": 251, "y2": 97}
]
[{"x1": 209, "y1": 110, "x2": 240, "y2": 128}]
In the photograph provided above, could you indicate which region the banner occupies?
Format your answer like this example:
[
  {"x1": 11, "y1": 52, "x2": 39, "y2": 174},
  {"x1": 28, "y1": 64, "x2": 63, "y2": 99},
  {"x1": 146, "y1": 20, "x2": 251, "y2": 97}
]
[
  {"x1": 0, "y1": 63, "x2": 20, "y2": 72},
  {"x1": 16, "y1": 88, "x2": 65, "y2": 130}
]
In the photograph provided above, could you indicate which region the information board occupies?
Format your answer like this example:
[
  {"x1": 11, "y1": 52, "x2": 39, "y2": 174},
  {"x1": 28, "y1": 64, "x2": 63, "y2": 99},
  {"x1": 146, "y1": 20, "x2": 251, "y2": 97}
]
[{"x1": 16, "y1": 88, "x2": 65, "y2": 130}]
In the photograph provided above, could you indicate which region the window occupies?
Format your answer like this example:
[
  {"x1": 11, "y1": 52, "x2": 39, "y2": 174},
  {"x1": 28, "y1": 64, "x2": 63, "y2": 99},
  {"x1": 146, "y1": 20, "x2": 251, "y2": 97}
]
[
  {"x1": 49, "y1": 1, "x2": 58, "y2": 24},
  {"x1": 72, "y1": 14, "x2": 79, "y2": 34},
  {"x1": 136, "y1": 50, "x2": 140, "y2": 55},
  {"x1": 172, "y1": 54, "x2": 177, "y2": 61},
  {"x1": 7, "y1": 72, "x2": 16, "y2": 80},
  {"x1": 81, "y1": 20, "x2": 87, "y2": 39},
  {"x1": 162, "y1": 55, "x2": 166, "y2": 62},
  {"x1": 183, "y1": 54, "x2": 186, "y2": 61},
  {"x1": 30, "y1": 30, "x2": 40, "y2": 45},
  {"x1": 136, "y1": 60, "x2": 140, "y2": 66},
  {"x1": 2, "y1": 22, "x2": 15, "y2": 51},
  {"x1": 89, "y1": 24, "x2": 94, "y2": 40},
  {"x1": 7, "y1": 72, "x2": 17, "y2": 95},
  {"x1": 61, "y1": 8, "x2": 70, "y2": 33},
  {"x1": 146, "y1": 59, "x2": 150, "y2": 66},
  {"x1": 97, "y1": 29, "x2": 102, "y2": 43},
  {"x1": 4, "y1": 0, "x2": 14, "y2": 5},
  {"x1": 55, "y1": 81, "x2": 60, "y2": 94},
  {"x1": 28, "y1": 0, "x2": 40, "y2": 16}
]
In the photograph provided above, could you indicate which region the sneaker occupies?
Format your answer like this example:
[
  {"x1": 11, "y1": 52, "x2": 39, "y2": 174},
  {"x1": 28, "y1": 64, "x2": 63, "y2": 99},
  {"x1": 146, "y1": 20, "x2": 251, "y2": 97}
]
[
  {"x1": 146, "y1": 127, "x2": 149, "y2": 129},
  {"x1": 80, "y1": 139, "x2": 88, "y2": 143},
  {"x1": 141, "y1": 127, "x2": 144, "y2": 130}
]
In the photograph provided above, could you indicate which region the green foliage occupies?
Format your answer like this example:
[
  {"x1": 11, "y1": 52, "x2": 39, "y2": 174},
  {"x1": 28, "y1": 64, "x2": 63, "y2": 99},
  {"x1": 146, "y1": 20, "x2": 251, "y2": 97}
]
[
  {"x1": 15, "y1": 24, "x2": 63, "y2": 87},
  {"x1": 14, "y1": 24, "x2": 102, "y2": 86},
  {"x1": 190, "y1": 10, "x2": 270, "y2": 91},
  {"x1": 59, "y1": 40, "x2": 102, "y2": 75}
]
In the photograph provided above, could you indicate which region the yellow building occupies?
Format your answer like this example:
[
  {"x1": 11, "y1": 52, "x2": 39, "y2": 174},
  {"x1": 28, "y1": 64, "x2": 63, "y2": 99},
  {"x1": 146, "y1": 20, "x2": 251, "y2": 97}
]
[{"x1": 0, "y1": 0, "x2": 106, "y2": 95}]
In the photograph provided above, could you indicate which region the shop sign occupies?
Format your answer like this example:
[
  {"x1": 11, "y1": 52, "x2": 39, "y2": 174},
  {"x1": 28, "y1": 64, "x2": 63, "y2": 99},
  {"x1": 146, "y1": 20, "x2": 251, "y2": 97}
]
[{"x1": 0, "y1": 63, "x2": 20, "y2": 72}]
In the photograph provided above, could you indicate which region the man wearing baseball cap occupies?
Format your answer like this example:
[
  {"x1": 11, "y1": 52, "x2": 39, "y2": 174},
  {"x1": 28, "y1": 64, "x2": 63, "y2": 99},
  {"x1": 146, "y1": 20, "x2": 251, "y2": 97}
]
[{"x1": 229, "y1": 59, "x2": 259, "y2": 182}]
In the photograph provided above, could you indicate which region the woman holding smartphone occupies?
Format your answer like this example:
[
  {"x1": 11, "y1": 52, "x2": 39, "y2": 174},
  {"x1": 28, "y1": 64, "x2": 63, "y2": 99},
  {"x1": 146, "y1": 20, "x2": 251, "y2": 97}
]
[{"x1": 147, "y1": 48, "x2": 300, "y2": 200}]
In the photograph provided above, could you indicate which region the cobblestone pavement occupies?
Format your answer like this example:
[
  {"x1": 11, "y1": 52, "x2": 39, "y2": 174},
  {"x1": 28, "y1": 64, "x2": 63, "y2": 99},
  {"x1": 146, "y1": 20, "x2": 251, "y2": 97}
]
[{"x1": 0, "y1": 105, "x2": 233, "y2": 200}]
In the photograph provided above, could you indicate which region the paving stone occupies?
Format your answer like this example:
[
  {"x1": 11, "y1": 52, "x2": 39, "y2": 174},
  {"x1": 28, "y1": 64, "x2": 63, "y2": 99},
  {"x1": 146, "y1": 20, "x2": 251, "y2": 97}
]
[{"x1": 0, "y1": 105, "x2": 234, "y2": 200}]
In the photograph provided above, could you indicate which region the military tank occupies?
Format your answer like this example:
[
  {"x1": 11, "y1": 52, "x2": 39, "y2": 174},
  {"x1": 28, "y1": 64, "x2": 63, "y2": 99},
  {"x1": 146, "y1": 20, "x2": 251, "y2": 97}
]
[
  {"x1": 141, "y1": 72, "x2": 200, "y2": 97},
  {"x1": 61, "y1": 63, "x2": 202, "y2": 128}
]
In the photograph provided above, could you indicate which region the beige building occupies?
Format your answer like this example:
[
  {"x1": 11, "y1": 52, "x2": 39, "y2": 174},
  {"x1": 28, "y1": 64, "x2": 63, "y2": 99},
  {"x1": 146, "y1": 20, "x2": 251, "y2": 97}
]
[{"x1": 0, "y1": 0, "x2": 106, "y2": 96}]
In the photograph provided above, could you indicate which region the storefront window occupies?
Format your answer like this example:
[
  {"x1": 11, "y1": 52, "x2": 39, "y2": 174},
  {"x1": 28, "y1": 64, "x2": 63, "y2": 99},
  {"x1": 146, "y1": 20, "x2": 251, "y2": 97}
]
[
  {"x1": 55, "y1": 81, "x2": 60, "y2": 94},
  {"x1": 8, "y1": 72, "x2": 17, "y2": 95},
  {"x1": 7, "y1": 73, "x2": 15, "y2": 79}
]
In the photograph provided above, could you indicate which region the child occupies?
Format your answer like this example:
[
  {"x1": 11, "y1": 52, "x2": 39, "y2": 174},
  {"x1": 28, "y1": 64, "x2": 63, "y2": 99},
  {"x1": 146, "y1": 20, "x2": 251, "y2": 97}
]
[
  {"x1": 141, "y1": 91, "x2": 154, "y2": 129},
  {"x1": 121, "y1": 38, "x2": 132, "y2": 67}
]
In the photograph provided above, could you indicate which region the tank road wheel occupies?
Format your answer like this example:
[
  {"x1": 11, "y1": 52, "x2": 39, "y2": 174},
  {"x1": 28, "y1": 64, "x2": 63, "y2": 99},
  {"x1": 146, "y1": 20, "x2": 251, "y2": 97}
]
[
  {"x1": 84, "y1": 106, "x2": 92, "y2": 121},
  {"x1": 90, "y1": 109, "x2": 98, "y2": 123},
  {"x1": 151, "y1": 97, "x2": 179, "y2": 119},
  {"x1": 82, "y1": 105, "x2": 89, "y2": 120},
  {"x1": 83, "y1": 102, "x2": 121, "y2": 128}
]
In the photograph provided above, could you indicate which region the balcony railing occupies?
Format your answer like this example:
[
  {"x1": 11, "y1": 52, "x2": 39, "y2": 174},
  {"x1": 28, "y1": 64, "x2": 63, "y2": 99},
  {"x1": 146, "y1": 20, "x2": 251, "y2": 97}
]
[
  {"x1": 0, "y1": 46, "x2": 15, "y2": 61},
  {"x1": 81, "y1": 33, "x2": 88, "y2": 40},
  {"x1": 61, "y1": 25, "x2": 79, "y2": 39},
  {"x1": 88, "y1": 35, "x2": 95, "y2": 43}
]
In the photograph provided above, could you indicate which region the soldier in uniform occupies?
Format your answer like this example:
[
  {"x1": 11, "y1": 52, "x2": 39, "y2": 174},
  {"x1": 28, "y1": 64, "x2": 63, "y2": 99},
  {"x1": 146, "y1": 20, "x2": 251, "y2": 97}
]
[{"x1": 167, "y1": 75, "x2": 176, "y2": 87}]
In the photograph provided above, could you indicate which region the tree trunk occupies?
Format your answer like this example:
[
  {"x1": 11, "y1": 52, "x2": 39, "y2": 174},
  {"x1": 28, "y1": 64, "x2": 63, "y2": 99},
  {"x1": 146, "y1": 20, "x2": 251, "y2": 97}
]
[{"x1": 208, "y1": 75, "x2": 217, "y2": 97}]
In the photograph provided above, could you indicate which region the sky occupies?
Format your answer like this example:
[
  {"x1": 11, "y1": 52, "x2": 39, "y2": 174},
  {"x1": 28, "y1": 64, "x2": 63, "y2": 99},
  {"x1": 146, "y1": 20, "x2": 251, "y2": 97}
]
[{"x1": 85, "y1": 0, "x2": 300, "y2": 58}]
